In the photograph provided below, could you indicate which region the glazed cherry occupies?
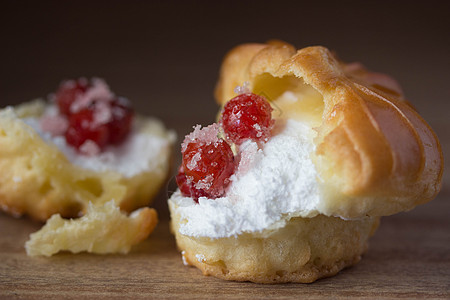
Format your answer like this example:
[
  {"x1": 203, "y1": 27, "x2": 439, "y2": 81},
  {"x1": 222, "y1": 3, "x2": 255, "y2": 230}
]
[
  {"x1": 65, "y1": 107, "x2": 109, "y2": 151},
  {"x1": 107, "y1": 98, "x2": 134, "y2": 145},
  {"x1": 55, "y1": 79, "x2": 89, "y2": 116},
  {"x1": 64, "y1": 99, "x2": 134, "y2": 152},
  {"x1": 181, "y1": 138, "x2": 235, "y2": 200},
  {"x1": 176, "y1": 166, "x2": 208, "y2": 202},
  {"x1": 221, "y1": 93, "x2": 274, "y2": 145}
]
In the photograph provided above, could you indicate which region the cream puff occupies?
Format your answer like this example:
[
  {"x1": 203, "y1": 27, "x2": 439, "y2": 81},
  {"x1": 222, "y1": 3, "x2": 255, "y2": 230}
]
[{"x1": 0, "y1": 78, "x2": 175, "y2": 255}]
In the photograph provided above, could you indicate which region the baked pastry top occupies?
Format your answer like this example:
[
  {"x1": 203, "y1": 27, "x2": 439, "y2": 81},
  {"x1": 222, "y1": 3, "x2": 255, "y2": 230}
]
[{"x1": 215, "y1": 41, "x2": 443, "y2": 219}]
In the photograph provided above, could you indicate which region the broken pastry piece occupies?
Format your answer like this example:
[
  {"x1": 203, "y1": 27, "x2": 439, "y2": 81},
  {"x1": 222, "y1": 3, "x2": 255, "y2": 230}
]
[
  {"x1": 26, "y1": 201, "x2": 158, "y2": 256},
  {"x1": 169, "y1": 42, "x2": 443, "y2": 283},
  {"x1": 0, "y1": 78, "x2": 175, "y2": 255}
]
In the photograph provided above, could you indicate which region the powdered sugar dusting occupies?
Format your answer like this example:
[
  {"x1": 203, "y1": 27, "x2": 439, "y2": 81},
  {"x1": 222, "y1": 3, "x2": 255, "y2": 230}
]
[{"x1": 170, "y1": 119, "x2": 321, "y2": 238}]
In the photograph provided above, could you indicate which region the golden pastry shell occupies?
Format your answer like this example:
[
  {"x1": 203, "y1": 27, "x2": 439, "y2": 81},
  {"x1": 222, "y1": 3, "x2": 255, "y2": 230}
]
[{"x1": 0, "y1": 100, "x2": 175, "y2": 221}]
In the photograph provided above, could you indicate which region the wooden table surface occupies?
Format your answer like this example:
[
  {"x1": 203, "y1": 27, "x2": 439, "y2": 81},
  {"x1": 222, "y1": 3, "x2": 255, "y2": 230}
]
[{"x1": 1, "y1": 1, "x2": 449, "y2": 299}]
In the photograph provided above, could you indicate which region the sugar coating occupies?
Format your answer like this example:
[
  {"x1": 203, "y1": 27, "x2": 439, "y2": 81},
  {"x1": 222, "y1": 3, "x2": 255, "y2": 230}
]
[
  {"x1": 171, "y1": 119, "x2": 320, "y2": 238},
  {"x1": 24, "y1": 107, "x2": 175, "y2": 178},
  {"x1": 181, "y1": 123, "x2": 219, "y2": 152},
  {"x1": 70, "y1": 78, "x2": 114, "y2": 114},
  {"x1": 234, "y1": 81, "x2": 250, "y2": 95}
]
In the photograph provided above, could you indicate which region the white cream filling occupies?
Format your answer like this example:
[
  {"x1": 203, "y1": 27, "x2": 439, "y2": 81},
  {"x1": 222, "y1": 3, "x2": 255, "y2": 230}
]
[
  {"x1": 23, "y1": 106, "x2": 175, "y2": 178},
  {"x1": 170, "y1": 119, "x2": 321, "y2": 238}
]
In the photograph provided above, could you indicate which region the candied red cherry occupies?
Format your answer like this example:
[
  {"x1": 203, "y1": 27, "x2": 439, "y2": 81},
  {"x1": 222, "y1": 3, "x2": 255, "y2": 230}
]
[
  {"x1": 55, "y1": 79, "x2": 89, "y2": 116},
  {"x1": 176, "y1": 166, "x2": 208, "y2": 202},
  {"x1": 182, "y1": 140, "x2": 235, "y2": 199},
  {"x1": 180, "y1": 125, "x2": 235, "y2": 200},
  {"x1": 221, "y1": 93, "x2": 274, "y2": 145},
  {"x1": 107, "y1": 98, "x2": 134, "y2": 145},
  {"x1": 65, "y1": 107, "x2": 109, "y2": 152}
]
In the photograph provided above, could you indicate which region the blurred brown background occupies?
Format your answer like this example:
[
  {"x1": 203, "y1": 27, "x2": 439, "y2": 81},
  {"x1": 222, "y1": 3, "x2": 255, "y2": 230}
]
[{"x1": 1, "y1": 0, "x2": 449, "y2": 208}]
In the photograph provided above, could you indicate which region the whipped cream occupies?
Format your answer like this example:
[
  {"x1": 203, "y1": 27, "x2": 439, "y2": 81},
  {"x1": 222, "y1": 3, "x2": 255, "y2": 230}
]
[
  {"x1": 23, "y1": 106, "x2": 175, "y2": 178},
  {"x1": 170, "y1": 119, "x2": 321, "y2": 238}
]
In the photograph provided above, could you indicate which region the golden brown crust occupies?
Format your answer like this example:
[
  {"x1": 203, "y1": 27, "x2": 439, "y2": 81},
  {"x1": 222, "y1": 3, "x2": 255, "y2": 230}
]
[
  {"x1": 181, "y1": 250, "x2": 360, "y2": 284},
  {"x1": 0, "y1": 101, "x2": 174, "y2": 221},
  {"x1": 215, "y1": 42, "x2": 443, "y2": 219},
  {"x1": 26, "y1": 201, "x2": 158, "y2": 256},
  {"x1": 170, "y1": 199, "x2": 379, "y2": 284}
]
